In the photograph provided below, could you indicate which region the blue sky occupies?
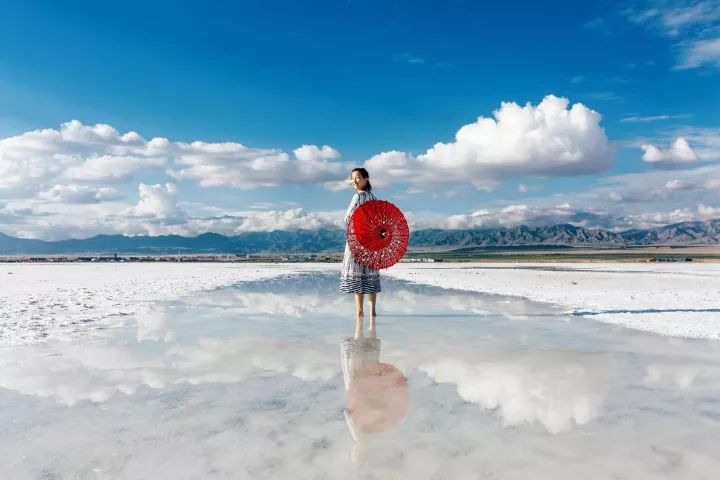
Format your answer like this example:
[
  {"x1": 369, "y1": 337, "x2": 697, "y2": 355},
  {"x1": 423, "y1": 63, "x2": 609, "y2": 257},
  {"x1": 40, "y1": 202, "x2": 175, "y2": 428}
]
[{"x1": 0, "y1": 0, "x2": 719, "y2": 239}]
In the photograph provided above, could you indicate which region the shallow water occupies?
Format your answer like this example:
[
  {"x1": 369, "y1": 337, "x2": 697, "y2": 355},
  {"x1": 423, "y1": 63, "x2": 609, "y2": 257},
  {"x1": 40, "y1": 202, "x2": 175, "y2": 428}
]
[{"x1": 1, "y1": 272, "x2": 719, "y2": 479}]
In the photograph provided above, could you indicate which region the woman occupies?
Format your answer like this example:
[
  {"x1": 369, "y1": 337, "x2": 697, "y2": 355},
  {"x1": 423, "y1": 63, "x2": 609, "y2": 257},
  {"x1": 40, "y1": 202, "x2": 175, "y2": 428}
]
[{"x1": 340, "y1": 167, "x2": 381, "y2": 317}]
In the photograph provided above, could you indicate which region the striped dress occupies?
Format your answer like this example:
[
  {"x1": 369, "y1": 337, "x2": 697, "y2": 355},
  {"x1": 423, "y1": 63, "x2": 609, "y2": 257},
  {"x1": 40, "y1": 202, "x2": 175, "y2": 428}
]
[{"x1": 339, "y1": 191, "x2": 382, "y2": 294}]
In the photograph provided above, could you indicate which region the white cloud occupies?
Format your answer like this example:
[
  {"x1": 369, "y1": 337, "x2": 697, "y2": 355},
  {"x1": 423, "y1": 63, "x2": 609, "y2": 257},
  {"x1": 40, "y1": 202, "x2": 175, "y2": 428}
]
[
  {"x1": 414, "y1": 203, "x2": 579, "y2": 230},
  {"x1": 517, "y1": 184, "x2": 542, "y2": 193},
  {"x1": 620, "y1": 114, "x2": 689, "y2": 123},
  {"x1": 619, "y1": 208, "x2": 698, "y2": 228},
  {"x1": 682, "y1": 127, "x2": 720, "y2": 161},
  {"x1": 365, "y1": 95, "x2": 614, "y2": 191},
  {"x1": 364, "y1": 150, "x2": 413, "y2": 188},
  {"x1": 66, "y1": 155, "x2": 166, "y2": 182},
  {"x1": 38, "y1": 185, "x2": 122, "y2": 204},
  {"x1": 678, "y1": 37, "x2": 720, "y2": 68},
  {"x1": 641, "y1": 137, "x2": 698, "y2": 167},
  {"x1": 125, "y1": 183, "x2": 185, "y2": 221},
  {"x1": 226, "y1": 208, "x2": 342, "y2": 233},
  {"x1": 0, "y1": 120, "x2": 348, "y2": 197},
  {"x1": 664, "y1": 179, "x2": 692, "y2": 190},
  {"x1": 293, "y1": 144, "x2": 340, "y2": 162},
  {"x1": 621, "y1": 1, "x2": 720, "y2": 69},
  {"x1": 1, "y1": 97, "x2": 616, "y2": 205},
  {"x1": 168, "y1": 141, "x2": 345, "y2": 189},
  {"x1": 407, "y1": 163, "x2": 720, "y2": 232},
  {"x1": 698, "y1": 203, "x2": 720, "y2": 218},
  {"x1": 4, "y1": 157, "x2": 719, "y2": 240},
  {"x1": 625, "y1": 1, "x2": 720, "y2": 33},
  {"x1": 0, "y1": 120, "x2": 165, "y2": 196}
]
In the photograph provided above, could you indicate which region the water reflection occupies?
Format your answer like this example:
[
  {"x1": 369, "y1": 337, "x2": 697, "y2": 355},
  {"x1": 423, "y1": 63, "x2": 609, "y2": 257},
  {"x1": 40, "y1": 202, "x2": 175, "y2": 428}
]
[
  {"x1": 340, "y1": 316, "x2": 409, "y2": 463},
  {"x1": 177, "y1": 274, "x2": 561, "y2": 321},
  {"x1": 2, "y1": 273, "x2": 720, "y2": 478}
]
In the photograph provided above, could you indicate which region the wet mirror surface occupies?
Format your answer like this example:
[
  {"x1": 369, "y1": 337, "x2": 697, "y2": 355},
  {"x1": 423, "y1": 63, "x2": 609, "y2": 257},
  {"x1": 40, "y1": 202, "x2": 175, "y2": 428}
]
[{"x1": 1, "y1": 272, "x2": 719, "y2": 479}]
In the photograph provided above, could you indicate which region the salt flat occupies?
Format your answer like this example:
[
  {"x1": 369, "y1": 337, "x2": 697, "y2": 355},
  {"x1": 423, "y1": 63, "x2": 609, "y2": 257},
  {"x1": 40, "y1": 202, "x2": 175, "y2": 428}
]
[
  {"x1": 3, "y1": 261, "x2": 717, "y2": 343},
  {"x1": 0, "y1": 263, "x2": 334, "y2": 345},
  {"x1": 383, "y1": 262, "x2": 720, "y2": 339},
  {"x1": 1, "y1": 270, "x2": 719, "y2": 479}
]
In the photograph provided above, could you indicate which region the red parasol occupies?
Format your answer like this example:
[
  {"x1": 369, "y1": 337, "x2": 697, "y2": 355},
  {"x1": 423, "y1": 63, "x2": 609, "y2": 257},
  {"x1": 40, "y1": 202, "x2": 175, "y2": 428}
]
[{"x1": 347, "y1": 199, "x2": 409, "y2": 270}]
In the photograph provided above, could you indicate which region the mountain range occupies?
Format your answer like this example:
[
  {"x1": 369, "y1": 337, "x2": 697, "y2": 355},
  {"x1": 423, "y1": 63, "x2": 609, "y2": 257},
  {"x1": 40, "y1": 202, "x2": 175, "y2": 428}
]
[{"x1": 1, "y1": 219, "x2": 719, "y2": 255}]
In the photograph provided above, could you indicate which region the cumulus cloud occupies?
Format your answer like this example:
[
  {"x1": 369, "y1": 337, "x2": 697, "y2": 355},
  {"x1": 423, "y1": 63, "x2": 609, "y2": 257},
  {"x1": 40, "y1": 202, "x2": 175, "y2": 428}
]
[
  {"x1": 293, "y1": 144, "x2": 340, "y2": 162},
  {"x1": 168, "y1": 141, "x2": 345, "y2": 189},
  {"x1": 364, "y1": 151, "x2": 415, "y2": 189},
  {"x1": 0, "y1": 120, "x2": 166, "y2": 196},
  {"x1": 125, "y1": 183, "x2": 186, "y2": 221},
  {"x1": 1, "y1": 97, "x2": 615, "y2": 204},
  {"x1": 641, "y1": 137, "x2": 698, "y2": 167},
  {"x1": 0, "y1": 120, "x2": 347, "y2": 197},
  {"x1": 365, "y1": 95, "x2": 614, "y2": 191}
]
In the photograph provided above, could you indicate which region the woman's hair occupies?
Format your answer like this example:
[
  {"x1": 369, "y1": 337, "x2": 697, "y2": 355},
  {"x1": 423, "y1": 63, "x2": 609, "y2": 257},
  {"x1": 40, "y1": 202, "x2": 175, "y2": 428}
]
[{"x1": 351, "y1": 167, "x2": 372, "y2": 192}]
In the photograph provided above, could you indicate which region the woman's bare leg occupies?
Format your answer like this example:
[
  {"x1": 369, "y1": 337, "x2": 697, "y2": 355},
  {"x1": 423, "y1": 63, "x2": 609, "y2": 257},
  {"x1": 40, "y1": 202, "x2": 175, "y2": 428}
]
[
  {"x1": 354, "y1": 293, "x2": 364, "y2": 316},
  {"x1": 368, "y1": 292, "x2": 377, "y2": 336}
]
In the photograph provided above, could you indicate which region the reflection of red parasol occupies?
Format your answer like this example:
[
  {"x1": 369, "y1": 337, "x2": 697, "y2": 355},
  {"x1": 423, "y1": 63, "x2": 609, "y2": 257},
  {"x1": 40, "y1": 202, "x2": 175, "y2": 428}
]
[
  {"x1": 347, "y1": 200, "x2": 409, "y2": 270},
  {"x1": 346, "y1": 362, "x2": 409, "y2": 434}
]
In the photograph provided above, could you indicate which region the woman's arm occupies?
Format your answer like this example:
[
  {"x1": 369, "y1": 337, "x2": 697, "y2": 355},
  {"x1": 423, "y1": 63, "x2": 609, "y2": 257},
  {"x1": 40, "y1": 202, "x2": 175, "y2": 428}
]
[{"x1": 344, "y1": 193, "x2": 360, "y2": 224}]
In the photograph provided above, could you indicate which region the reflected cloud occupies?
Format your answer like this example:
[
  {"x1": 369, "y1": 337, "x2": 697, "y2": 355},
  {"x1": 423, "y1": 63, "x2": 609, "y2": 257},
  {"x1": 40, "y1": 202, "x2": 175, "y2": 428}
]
[
  {"x1": 0, "y1": 336, "x2": 340, "y2": 406},
  {"x1": 181, "y1": 278, "x2": 556, "y2": 321},
  {"x1": 420, "y1": 350, "x2": 613, "y2": 434},
  {"x1": 0, "y1": 343, "x2": 165, "y2": 406},
  {"x1": 168, "y1": 337, "x2": 339, "y2": 384},
  {"x1": 645, "y1": 361, "x2": 705, "y2": 391}
]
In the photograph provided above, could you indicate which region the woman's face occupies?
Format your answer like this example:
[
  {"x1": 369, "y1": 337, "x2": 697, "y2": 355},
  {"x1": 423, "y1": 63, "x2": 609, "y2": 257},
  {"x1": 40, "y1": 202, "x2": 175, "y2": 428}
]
[{"x1": 351, "y1": 171, "x2": 368, "y2": 191}]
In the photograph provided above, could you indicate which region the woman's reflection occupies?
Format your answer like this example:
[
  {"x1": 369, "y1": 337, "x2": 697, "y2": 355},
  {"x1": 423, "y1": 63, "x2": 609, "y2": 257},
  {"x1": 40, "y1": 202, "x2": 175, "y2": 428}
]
[{"x1": 340, "y1": 316, "x2": 409, "y2": 464}]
